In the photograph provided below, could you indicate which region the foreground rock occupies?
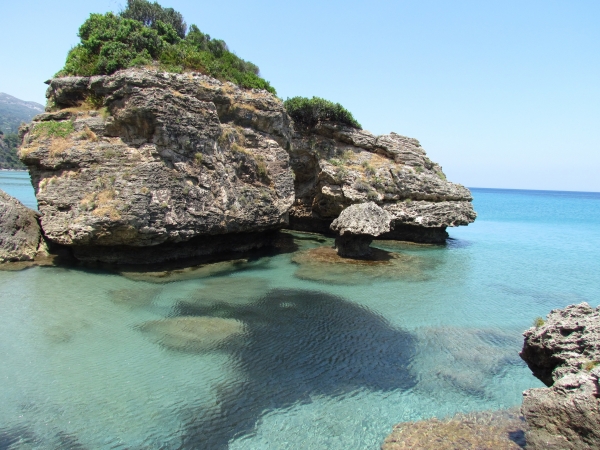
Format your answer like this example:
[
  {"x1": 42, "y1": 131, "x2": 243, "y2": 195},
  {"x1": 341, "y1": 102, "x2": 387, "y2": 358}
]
[
  {"x1": 520, "y1": 303, "x2": 600, "y2": 449},
  {"x1": 289, "y1": 123, "x2": 476, "y2": 242},
  {"x1": 330, "y1": 202, "x2": 391, "y2": 257},
  {"x1": 20, "y1": 69, "x2": 295, "y2": 264},
  {"x1": 382, "y1": 409, "x2": 526, "y2": 449},
  {"x1": 0, "y1": 189, "x2": 46, "y2": 262}
]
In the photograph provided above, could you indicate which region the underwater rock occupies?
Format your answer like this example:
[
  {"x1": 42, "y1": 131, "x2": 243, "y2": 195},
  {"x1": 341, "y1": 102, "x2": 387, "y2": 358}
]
[
  {"x1": 382, "y1": 409, "x2": 527, "y2": 450},
  {"x1": 109, "y1": 287, "x2": 162, "y2": 307},
  {"x1": 330, "y1": 202, "x2": 391, "y2": 258},
  {"x1": 292, "y1": 246, "x2": 428, "y2": 284},
  {"x1": 181, "y1": 276, "x2": 270, "y2": 307},
  {"x1": 520, "y1": 302, "x2": 600, "y2": 449},
  {"x1": 120, "y1": 258, "x2": 252, "y2": 283},
  {"x1": 412, "y1": 326, "x2": 523, "y2": 399},
  {"x1": 138, "y1": 316, "x2": 245, "y2": 352}
]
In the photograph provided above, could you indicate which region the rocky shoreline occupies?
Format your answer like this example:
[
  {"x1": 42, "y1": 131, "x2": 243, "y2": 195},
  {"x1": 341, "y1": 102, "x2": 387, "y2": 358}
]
[
  {"x1": 519, "y1": 303, "x2": 600, "y2": 449},
  {"x1": 381, "y1": 303, "x2": 600, "y2": 449}
]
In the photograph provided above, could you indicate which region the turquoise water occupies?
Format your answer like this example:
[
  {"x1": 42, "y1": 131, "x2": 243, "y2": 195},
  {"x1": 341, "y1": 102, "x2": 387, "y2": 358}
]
[{"x1": 1, "y1": 172, "x2": 599, "y2": 449}]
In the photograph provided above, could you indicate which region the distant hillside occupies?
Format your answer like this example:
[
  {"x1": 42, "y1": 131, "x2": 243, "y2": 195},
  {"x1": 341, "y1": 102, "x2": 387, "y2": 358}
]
[
  {"x1": 0, "y1": 92, "x2": 44, "y2": 134},
  {"x1": 0, "y1": 93, "x2": 43, "y2": 170},
  {"x1": 0, "y1": 131, "x2": 25, "y2": 170}
]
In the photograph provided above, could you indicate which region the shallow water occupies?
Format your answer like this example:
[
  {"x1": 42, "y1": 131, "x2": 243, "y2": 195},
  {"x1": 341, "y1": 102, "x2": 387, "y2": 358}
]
[{"x1": 1, "y1": 172, "x2": 599, "y2": 449}]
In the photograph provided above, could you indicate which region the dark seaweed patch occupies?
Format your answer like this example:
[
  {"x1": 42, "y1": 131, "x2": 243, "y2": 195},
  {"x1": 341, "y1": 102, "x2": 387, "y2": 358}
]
[{"x1": 174, "y1": 288, "x2": 417, "y2": 449}]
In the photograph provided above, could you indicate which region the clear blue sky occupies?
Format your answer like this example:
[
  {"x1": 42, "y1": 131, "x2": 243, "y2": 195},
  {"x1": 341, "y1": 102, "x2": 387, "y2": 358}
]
[{"x1": 2, "y1": 0, "x2": 599, "y2": 191}]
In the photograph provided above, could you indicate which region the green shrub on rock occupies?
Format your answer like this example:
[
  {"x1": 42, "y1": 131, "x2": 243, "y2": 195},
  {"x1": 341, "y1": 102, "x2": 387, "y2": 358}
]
[
  {"x1": 283, "y1": 96, "x2": 361, "y2": 129},
  {"x1": 57, "y1": 1, "x2": 276, "y2": 94}
]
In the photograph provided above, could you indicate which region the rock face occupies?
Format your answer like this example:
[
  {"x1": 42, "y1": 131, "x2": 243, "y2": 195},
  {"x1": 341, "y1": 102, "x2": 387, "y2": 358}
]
[
  {"x1": 19, "y1": 69, "x2": 295, "y2": 263},
  {"x1": 520, "y1": 303, "x2": 600, "y2": 449},
  {"x1": 18, "y1": 68, "x2": 475, "y2": 264},
  {"x1": 0, "y1": 189, "x2": 45, "y2": 262},
  {"x1": 330, "y1": 202, "x2": 391, "y2": 257},
  {"x1": 289, "y1": 122, "x2": 476, "y2": 242}
]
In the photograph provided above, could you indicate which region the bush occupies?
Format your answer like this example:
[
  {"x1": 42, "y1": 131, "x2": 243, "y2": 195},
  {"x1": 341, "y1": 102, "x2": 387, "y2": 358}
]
[
  {"x1": 283, "y1": 96, "x2": 361, "y2": 129},
  {"x1": 59, "y1": 13, "x2": 165, "y2": 76},
  {"x1": 57, "y1": 2, "x2": 276, "y2": 94}
]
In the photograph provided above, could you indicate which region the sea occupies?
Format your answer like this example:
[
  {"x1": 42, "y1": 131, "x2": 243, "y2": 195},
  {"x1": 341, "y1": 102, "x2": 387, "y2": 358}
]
[{"x1": 1, "y1": 170, "x2": 599, "y2": 449}]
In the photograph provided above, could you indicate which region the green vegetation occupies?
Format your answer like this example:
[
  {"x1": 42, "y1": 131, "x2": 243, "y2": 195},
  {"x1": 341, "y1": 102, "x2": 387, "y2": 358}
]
[
  {"x1": 533, "y1": 317, "x2": 545, "y2": 328},
  {"x1": 120, "y1": 0, "x2": 187, "y2": 38},
  {"x1": 57, "y1": 0, "x2": 275, "y2": 94},
  {"x1": 284, "y1": 96, "x2": 362, "y2": 129},
  {"x1": 0, "y1": 132, "x2": 26, "y2": 170},
  {"x1": 32, "y1": 121, "x2": 74, "y2": 139}
]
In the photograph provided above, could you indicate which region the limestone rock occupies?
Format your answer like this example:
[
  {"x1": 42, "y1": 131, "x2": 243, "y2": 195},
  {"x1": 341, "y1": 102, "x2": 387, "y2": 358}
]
[
  {"x1": 18, "y1": 68, "x2": 475, "y2": 263},
  {"x1": 19, "y1": 69, "x2": 295, "y2": 263},
  {"x1": 330, "y1": 202, "x2": 392, "y2": 258},
  {"x1": 520, "y1": 303, "x2": 600, "y2": 449},
  {"x1": 289, "y1": 122, "x2": 476, "y2": 242},
  {"x1": 0, "y1": 189, "x2": 45, "y2": 262},
  {"x1": 331, "y1": 201, "x2": 392, "y2": 237}
]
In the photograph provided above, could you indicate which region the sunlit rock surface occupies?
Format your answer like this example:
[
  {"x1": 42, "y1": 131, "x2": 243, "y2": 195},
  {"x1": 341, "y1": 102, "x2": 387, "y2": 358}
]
[
  {"x1": 17, "y1": 68, "x2": 475, "y2": 264},
  {"x1": 520, "y1": 303, "x2": 600, "y2": 449},
  {"x1": 19, "y1": 69, "x2": 295, "y2": 263},
  {"x1": 0, "y1": 189, "x2": 46, "y2": 263},
  {"x1": 289, "y1": 122, "x2": 476, "y2": 242},
  {"x1": 330, "y1": 202, "x2": 392, "y2": 258}
]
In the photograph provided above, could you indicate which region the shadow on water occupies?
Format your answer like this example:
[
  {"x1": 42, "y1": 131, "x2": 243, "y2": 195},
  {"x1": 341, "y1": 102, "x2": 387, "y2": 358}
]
[
  {"x1": 0, "y1": 425, "x2": 87, "y2": 450},
  {"x1": 169, "y1": 288, "x2": 417, "y2": 449}
]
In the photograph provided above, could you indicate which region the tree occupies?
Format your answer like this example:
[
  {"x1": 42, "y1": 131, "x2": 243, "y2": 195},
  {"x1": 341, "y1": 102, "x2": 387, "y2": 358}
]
[{"x1": 120, "y1": 0, "x2": 187, "y2": 39}]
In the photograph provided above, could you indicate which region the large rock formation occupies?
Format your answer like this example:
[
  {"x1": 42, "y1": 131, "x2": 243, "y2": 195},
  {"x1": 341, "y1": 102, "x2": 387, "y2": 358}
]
[
  {"x1": 0, "y1": 189, "x2": 46, "y2": 262},
  {"x1": 520, "y1": 303, "x2": 600, "y2": 449},
  {"x1": 19, "y1": 69, "x2": 295, "y2": 264},
  {"x1": 289, "y1": 122, "x2": 476, "y2": 242},
  {"x1": 18, "y1": 69, "x2": 475, "y2": 264},
  {"x1": 330, "y1": 202, "x2": 392, "y2": 258}
]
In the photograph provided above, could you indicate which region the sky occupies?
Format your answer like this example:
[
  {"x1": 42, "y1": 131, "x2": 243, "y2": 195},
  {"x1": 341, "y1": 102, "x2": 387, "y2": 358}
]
[{"x1": 1, "y1": 0, "x2": 599, "y2": 192}]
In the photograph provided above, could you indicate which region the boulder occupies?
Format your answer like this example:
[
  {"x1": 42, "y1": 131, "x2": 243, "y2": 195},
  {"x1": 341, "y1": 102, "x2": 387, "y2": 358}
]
[
  {"x1": 19, "y1": 69, "x2": 295, "y2": 263},
  {"x1": 288, "y1": 122, "x2": 476, "y2": 242},
  {"x1": 0, "y1": 189, "x2": 45, "y2": 262},
  {"x1": 330, "y1": 202, "x2": 391, "y2": 258},
  {"x1": 520, "y1": 303, "x2": 600, "y2": 449}
]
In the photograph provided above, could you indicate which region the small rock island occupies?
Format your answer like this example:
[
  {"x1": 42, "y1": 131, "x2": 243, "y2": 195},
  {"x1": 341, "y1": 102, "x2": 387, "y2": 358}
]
[{"x1": 9, "y1": 67, "x2": 475, "y2": 265}]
